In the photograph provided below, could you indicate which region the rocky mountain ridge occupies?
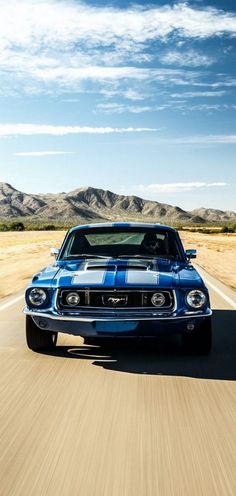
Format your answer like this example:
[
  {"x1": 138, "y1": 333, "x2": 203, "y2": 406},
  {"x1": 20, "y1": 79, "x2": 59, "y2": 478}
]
[{"x1": 0, "y1": 182, "x2": 235, "y2": 224}]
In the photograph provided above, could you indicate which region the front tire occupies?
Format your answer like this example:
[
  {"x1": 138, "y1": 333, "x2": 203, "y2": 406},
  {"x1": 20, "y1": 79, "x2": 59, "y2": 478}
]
[
  {"x1": 26, "y1": 315, "x2": 58, "y2": 352},
  {"x1": 182, "y1": 317, "x2": 212, "y2": 355}
]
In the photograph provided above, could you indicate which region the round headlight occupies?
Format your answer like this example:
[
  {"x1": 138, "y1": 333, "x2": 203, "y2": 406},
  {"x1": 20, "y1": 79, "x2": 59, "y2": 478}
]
[
  {"x1": 186, "y1": 290, "x2": 206, "y2": 309},
  {"x1": 151, "y1": 292, "x2": 165, "y2": 307},
  {"x1": 29, "y1": 288, "x2": 47, "y2": 307},
  {"x1": 66, "y1": 292, "x2": 80, "y2": 306}
]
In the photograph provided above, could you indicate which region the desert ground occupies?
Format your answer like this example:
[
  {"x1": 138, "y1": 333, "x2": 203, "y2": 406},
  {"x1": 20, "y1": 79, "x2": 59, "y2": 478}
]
[
  {"x1": 0, "y1": 230, "x2": 235, "y2": 299},
  {"x1": 180, "y1": 231, "x2": 236, "y2": 291},
  {"x1": 0, "y1": 231, "x2": 66, "y2": 299}
]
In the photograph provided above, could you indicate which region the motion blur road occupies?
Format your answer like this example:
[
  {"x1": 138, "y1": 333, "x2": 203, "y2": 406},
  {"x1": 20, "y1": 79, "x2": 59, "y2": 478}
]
[{"x1": 0, "y1": 266, "x2": 236, "y2": 496}]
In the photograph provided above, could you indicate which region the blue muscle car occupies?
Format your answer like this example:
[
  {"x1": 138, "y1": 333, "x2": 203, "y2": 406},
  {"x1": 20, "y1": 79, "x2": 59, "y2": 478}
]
[{"x1": 24, "y1": 223, "x2": 212, "y2": 354}]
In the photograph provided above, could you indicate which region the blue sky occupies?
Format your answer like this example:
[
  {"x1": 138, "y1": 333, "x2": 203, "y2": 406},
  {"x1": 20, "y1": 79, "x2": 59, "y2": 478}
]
[{"x1": 0, "y1": 0, "x2": 235, "y2": 211}]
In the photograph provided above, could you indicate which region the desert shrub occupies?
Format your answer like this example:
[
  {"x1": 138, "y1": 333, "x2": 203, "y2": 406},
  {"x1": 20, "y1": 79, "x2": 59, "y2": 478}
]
[
  {"x1": 0, "y1": 223, "x2": 9, "y2": 231},
  {"x1": 43, "y1": 224, "x2": 56, "y2": 231},
  {"x1": 9, "y1": 222, "x2": 25, "y2": 231},
  {"x1": 221, "y1": 225, "x2": 235, "y2": 234}
]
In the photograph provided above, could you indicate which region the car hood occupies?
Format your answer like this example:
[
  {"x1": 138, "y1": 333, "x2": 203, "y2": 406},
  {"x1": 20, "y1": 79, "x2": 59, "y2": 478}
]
[{"x1": 45, "y1": 258, "x2": 204, "y2": 289}]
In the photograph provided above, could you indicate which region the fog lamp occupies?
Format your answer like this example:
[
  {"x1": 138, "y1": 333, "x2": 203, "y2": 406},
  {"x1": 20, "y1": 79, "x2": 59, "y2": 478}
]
[
  {"x1": 66, "y1": 292, "x2": 80, "y2": 306},
  {"x1": 151, "y1": 292, "x2": 165, "y2": 307}
]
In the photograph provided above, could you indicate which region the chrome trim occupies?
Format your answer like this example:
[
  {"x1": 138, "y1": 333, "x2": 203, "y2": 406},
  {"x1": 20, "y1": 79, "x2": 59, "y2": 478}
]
[
  {"x1": 55, "y1": 288, "x2": 177, "y2": 312},
  {"x1": 185, "y1": 289, "x2": 208, "y2": 309},
  {"x1": 50, "y1": 247, "x2": 59, "y2": 258},
  {"x1": 24, "y1": 307, "x2": 212, "y2": 322},
  {"x1": 102, "y1": 295, "x2": 128, "y2": 306}
]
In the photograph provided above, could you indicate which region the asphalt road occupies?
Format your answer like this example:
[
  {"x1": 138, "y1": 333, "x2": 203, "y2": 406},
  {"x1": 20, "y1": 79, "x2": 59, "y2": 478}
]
[{"x1": 0, "y1": 266, "x2": 236, "y2": 496}]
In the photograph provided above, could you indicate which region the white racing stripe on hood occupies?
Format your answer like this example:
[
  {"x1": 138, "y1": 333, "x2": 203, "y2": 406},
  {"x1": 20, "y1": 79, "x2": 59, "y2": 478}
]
[
  {"x1": 126, "y1": 270, "x2": 159, "y2": 286},
  {"x1": 73, "y1": 270, "x2": 106, "y2": 285}
]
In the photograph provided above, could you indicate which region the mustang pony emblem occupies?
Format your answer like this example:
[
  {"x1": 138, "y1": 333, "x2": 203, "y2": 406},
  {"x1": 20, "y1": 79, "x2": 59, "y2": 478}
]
[{"x1": 103, "y1": 295, "x2": 128, "y2": 306}]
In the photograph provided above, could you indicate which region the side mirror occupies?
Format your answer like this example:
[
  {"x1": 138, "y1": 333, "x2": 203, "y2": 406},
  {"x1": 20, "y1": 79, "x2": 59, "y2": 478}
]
[
  {"x1": 186, "y1": 249, "x2": 197, "y2": 260},
  {"x1": 50, "y1": 247, "x2": 59, "y2": 258}
]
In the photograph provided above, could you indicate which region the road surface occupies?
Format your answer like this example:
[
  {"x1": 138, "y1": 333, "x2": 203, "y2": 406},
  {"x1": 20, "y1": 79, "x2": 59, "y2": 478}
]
[{"x1": 0, "y1": 266, "x2": 235, "y2": 496}]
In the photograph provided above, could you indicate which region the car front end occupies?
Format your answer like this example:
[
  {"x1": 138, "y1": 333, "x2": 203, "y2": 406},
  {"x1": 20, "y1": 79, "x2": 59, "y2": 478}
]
[{"x1": 24, "y1": 223, "x2": 212, "y2": 353}]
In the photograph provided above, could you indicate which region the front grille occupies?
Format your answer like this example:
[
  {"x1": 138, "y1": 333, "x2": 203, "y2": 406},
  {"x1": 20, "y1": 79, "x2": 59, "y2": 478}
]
[{"x1": 57, "y1": 289, "x2": 174, "y2": 310}]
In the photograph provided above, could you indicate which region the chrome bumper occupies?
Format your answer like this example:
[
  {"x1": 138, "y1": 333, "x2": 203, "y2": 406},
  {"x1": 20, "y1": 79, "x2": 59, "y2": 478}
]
[{"x1": 24, "y1": 307, "x2": 212, "y2": 322}]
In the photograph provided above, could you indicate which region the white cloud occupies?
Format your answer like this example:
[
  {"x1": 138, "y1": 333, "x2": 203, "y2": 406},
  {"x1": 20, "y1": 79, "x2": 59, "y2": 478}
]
[
  {"x1": 134, "y1": 182, "x2": 228, "y2": 194},
  {"x1": 154, "y1": 134, "x2": 236, "y2": 144},
  {"x1": 96, "y1": 103, "x2": 167, "y2": 114},
  {"x1": 0, "y1": 1, "x2": 235, "y2": 94},
  {"x1": 21, "y1": 66, "x2": 197, "y2": 88},
  {"x1": 0, "y1": 124, "x2": 159, "y2": 136},
  {"x1": 12, "y1": 130, "x2": 232, "y2": 145},
  {"x1": 32, "y1": 66, "x2": 150, "y2": 83},
  {"x1": 1, "y1": 1, "x2": 236, "y2": 49},
  {"x1": 160, "y1": 50, "x2": 215, "y2": 67},
  {"x1": 171, "y1": 135, "x2": 236, "y2": 144},
  {"x1": 14, "y1": 151, "x2": 75, "y2": 156},
  {"x1": 171, "y1": 91, "x2": 226, "y2": 98},
  {"x1": 190, "y1": 78, "x2": 236, "y2": 89},
  {"x1": 0, "y1": 54, "x2": 200, "y2": 95},
  {"x1": 188, "y1": 104, "x2": 236, "y2": 112},
  {"x1": 122, "y1": 89, "x2": 146, "y2": 101}
]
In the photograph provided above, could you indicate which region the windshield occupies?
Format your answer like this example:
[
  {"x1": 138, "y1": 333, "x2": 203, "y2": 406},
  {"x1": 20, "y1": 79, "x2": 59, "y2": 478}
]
[{"x1": 60, "y1": 227, "x2": 184, "y2": 261}]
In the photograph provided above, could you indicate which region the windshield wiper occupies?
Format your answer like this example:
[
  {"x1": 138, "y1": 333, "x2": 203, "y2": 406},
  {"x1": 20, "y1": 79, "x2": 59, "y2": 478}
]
[{"x1": 63, "y1": 254, "x2": 111, "y2": 260}]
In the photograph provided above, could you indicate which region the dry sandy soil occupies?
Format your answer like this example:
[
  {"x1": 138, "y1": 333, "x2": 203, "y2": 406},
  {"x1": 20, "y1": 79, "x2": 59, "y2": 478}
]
[
  {"x1": 0, "y1": 231, "x2": 66, "y2": 299},
  {"x1": 180, "y1": 231, "x2": 236, "y2": 291},
  {"x1": 0, "y1": 230, "x2": 235, "y2": 300}
]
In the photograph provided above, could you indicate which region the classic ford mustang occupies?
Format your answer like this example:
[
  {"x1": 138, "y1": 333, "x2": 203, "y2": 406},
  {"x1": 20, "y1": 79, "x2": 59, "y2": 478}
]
[{"x1": 24, "y1": 223, "x2": 212, "y2": 353}]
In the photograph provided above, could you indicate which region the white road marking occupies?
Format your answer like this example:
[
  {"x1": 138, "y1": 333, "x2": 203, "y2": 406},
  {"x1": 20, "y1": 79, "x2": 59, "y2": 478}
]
[
  {"x1": 204, "y1": 278, "x2": 236, "y2": 310},
  {"x1": 0, "y1": 294, "x2": 24, "y2": 312}
]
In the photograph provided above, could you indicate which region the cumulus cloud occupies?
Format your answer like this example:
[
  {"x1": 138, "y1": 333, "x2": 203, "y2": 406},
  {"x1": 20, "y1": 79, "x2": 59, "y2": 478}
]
[
  {"x1": 0, "y1": 124, "x2": 158, "y2": 136},
  {"x1": 134, "y1": 182, "x2": 228, "y2": 193},
  {"x1": 1, "y1": 1, "x2": 236, "y2": 49}
]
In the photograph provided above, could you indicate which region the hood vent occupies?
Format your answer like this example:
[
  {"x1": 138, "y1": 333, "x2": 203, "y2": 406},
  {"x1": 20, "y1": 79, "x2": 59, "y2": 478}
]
[{"x1": 86, "y1": 261, "x2": 149, "y2": 271}]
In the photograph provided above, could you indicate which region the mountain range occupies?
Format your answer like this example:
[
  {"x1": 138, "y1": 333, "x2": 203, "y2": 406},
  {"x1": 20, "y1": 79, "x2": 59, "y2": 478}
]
[{"x1": 0, "y1": 182, "x2": 235, "y2": 224}]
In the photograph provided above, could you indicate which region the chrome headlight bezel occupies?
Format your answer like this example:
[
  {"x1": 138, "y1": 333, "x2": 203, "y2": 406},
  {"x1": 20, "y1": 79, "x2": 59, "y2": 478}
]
[
  {"x1": 27, "y1": 288, "x2": 49, "y2": 308},
  {"x1": 186, "y1": 290, "x2": 207, "y2": 309}
]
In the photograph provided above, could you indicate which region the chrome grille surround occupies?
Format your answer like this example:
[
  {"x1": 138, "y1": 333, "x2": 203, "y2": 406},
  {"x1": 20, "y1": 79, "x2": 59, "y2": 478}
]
[{"x1": 57, "y1": 288, "x2": 176, "y2": 312}]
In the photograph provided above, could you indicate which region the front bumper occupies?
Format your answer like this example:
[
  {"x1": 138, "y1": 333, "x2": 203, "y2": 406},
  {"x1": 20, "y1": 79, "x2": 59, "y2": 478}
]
[{"x1": 24, "y1": 307, "x2": 212, "y2": 337}]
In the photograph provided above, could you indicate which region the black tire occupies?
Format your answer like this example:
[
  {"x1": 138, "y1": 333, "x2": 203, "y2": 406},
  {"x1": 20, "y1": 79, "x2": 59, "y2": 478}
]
[
  {"x1": 26, "y1": 315, "x2": 58, "y2": 352},
  {"x1": 182, "y1": 317, "x2": 212, "y2": 355}
]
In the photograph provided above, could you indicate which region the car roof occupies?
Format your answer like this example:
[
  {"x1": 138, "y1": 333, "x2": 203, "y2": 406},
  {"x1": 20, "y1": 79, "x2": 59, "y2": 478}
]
[{"x1": 69, "y1": 222, "x2": 177, "y2": 234}]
